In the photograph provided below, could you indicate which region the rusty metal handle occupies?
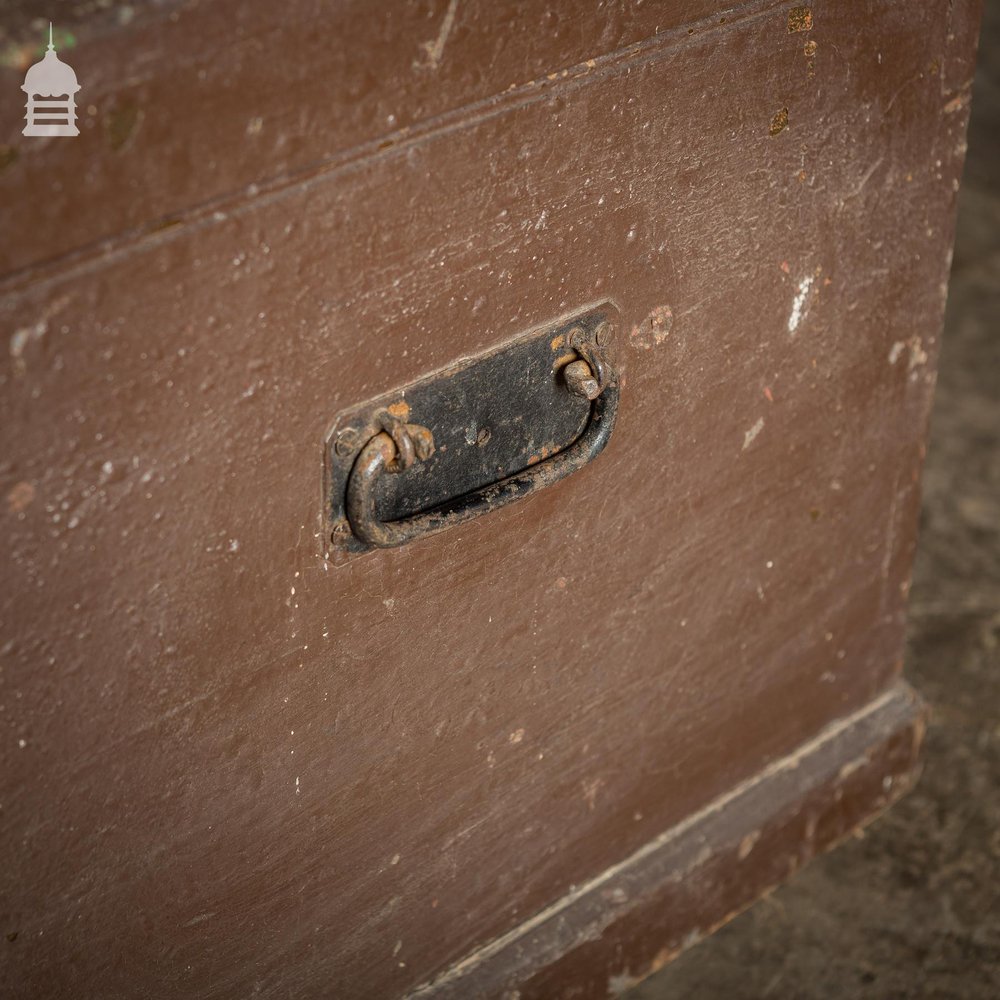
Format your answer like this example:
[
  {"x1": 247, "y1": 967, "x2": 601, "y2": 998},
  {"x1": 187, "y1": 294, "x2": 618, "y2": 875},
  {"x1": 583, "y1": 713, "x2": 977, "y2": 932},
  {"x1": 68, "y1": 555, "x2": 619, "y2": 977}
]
[{"x1": 345, "y1": 341, "x2": 619, "y2": 550}]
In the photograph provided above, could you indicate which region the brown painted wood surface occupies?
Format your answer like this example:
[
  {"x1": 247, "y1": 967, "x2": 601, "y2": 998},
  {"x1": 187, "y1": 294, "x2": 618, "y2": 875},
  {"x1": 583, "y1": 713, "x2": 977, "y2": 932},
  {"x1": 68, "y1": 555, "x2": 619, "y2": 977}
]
[
  {"x1": 0, "y1": 0, "x2": 728, "y2": 278},
  {"x1": 417, "y1": 683, "x2": 926, "y2": 998},
  {"x1": 0, "y1": 1, "x2": 979, "y2": 997}
]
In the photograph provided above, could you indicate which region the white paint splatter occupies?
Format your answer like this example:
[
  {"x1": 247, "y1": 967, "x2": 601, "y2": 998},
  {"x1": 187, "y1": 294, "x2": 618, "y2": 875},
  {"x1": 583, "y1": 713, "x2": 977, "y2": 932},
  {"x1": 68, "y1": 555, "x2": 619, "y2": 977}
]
[
  {"x1": 889, "y1": 336, "x2": 928, "y2": 371},
  {"x1": 788, "y1": 275, "x2": 814, "y2": 334},
  {"x1": 742, "y1": 417, "x2": 765, "y2": 451},
  {"x1": 608, "y1": 969, "x2": 643, "y2": 996},
  {"x1": 10, "y1": 320, "x2": 48, "y2": 371}
]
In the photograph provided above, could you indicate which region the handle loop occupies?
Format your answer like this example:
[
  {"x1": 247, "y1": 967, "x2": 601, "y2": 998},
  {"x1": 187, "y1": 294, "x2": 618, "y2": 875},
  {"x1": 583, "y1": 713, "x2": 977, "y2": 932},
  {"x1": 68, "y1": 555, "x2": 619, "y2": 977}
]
[{"x1": 346, "y1": 342, "x2": 619, "y2": 549}]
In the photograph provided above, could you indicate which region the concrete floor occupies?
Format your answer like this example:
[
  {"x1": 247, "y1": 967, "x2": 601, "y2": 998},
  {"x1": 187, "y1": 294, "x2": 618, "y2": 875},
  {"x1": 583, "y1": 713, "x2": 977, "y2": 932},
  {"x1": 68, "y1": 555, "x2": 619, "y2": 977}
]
[{"x1": 629, "y1": 7, "x2": 1000, "y2": 999}]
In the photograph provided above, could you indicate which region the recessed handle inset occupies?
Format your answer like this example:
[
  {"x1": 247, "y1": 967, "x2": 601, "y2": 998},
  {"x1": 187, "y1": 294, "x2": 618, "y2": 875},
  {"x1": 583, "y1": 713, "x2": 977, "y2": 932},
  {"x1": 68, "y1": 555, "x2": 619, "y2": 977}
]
[{"x1": 325, "y1": 305, "x2": 621, "y2": 556}]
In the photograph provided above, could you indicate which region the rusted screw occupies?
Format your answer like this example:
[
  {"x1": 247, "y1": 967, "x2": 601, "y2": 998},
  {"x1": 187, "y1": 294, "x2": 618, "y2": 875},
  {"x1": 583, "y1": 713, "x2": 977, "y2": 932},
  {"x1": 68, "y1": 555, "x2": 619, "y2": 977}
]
[
  {"x1": 476, "y1": 427, "x2": 492, "y2": 446},
  {"x1": 595, "y1": 321, "x2": 616, "y2": 347},
  {"x1": 334, "y1": 427, "x2": 359, "y2": 457},
  {"x1": 564, "y1": 359, "x2": 601, "y2": 400}
]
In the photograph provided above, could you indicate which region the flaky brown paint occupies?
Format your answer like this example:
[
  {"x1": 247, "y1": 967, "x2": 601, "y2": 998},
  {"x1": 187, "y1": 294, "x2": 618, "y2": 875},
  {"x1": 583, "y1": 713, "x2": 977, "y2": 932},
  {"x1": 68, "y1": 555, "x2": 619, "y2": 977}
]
[{"x1": 0, "y1": 1, "x2": 980, "y2": 997}]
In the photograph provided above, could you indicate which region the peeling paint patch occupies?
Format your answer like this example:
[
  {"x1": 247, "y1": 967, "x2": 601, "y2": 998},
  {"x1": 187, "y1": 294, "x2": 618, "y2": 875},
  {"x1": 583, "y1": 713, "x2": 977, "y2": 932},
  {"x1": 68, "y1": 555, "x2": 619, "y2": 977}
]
[
  {"x1": 10, "y1": 319, "x2": 48, "y2": 375},
  {"x1": 608, "y1": 968, "x2": 644, "y2": 997},
  {"x1": 943, "y1": 92, "x2": 971, "y2": 114},
  {"x1": 738, "y1": 830, "x2": 761, "y2": 859},
  {"x1": 769, "y1": 107, "x2": 789, "y2": 136},
  {"x1": 601, "y1": 886, "x2": 629, "y2": 905},
  {"x1": 889, "y1": 336, "x2": 928, "y2": 371},
  {"x1": 803, "y1": 38, "x2": 818, "y2": 75},
  {"x1": 788, "y1": 6, "x2": 813, "y2": 32},
  {"x1": 630, "y1": 305, "x2": 673, "y2": 349},
  {"x1": 743, "y1": 417, "x2": 765, "y2": 451},
  {"x1": 6, "y1": 481, "x2": 35, "y2": 513},
  {"x1": 10, "y1": 297, "x2": 69, "y2": 374},
  {"x1": 788, "y1": 275, "x2": 814, "y2": 334}
]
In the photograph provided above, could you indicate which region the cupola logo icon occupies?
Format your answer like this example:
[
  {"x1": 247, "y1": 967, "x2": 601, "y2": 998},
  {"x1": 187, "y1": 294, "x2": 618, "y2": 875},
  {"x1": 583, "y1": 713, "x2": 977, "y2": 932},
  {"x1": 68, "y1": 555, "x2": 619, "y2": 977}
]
[{"x1": 21, "y1": 24, "x2": 81, "y2": 137}]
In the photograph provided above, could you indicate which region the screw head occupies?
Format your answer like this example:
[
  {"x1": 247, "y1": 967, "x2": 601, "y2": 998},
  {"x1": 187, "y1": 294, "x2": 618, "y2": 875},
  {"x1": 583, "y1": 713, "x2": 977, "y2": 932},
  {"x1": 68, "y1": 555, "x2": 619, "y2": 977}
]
[
  {"x1": 334, "y1": 427, "x2": 359, "y2": 457},
  {"x1": 595, "y1": 321, "x2": 616, "y2": 347}
]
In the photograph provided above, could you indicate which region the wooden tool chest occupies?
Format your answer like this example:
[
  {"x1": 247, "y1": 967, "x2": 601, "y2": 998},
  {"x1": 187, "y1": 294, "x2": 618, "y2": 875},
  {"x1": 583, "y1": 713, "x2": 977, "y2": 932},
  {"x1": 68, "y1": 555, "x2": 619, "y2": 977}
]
[{"x1": 0, "y1": 1, "x2": 981, "y2": 997}]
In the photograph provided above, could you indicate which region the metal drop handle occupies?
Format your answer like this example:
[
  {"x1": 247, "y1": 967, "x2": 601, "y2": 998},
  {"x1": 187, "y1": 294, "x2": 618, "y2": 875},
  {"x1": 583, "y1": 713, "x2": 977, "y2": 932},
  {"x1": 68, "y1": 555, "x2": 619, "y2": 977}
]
[{"x1": 345, "y1": 331, "x2": 619, "y2": 549}]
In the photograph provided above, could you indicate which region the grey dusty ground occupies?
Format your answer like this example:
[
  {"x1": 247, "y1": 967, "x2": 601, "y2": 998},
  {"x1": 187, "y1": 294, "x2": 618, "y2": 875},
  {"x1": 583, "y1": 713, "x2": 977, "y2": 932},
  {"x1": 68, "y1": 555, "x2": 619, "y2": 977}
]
[{"x1": 629, "y1": 8, "x2": 1000, "y2": 1000}]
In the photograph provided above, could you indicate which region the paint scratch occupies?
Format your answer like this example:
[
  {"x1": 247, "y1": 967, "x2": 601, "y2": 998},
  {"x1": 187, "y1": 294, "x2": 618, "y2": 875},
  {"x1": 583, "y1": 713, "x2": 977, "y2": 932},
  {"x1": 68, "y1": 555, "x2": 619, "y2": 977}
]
[
  {"x1": 788, "y1": 275, "x2": 814, "y2": 335},
  {"x1": 743, "y1": 417, "x2": 765, "y2": 451},
  {"x1": 421, "y1": 0, "x2": 460, "y2": 69}
]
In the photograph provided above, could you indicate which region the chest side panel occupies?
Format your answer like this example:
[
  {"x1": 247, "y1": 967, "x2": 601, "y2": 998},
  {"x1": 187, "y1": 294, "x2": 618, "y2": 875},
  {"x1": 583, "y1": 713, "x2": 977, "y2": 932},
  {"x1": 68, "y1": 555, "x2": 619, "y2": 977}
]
[{"x1": 0, "y1": 1, "x2": 976, "y2": 997}]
